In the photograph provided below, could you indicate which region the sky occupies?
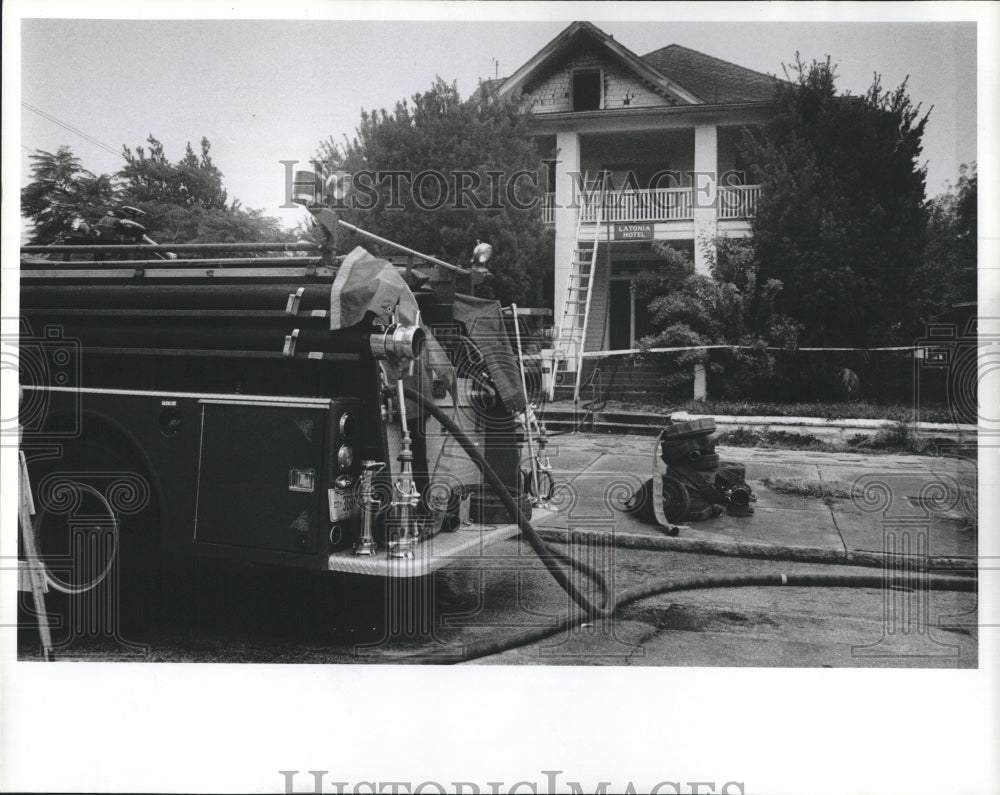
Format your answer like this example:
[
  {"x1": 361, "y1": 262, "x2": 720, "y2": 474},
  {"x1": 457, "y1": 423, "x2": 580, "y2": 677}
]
[{"x1": 14, "y1": 9, "x2": 980, "y2": 233}]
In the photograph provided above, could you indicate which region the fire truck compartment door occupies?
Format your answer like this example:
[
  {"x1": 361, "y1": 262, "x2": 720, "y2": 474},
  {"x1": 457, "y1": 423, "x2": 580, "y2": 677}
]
[{"x1": 194, "y1": 400, "x2": 328, "y2": 554}]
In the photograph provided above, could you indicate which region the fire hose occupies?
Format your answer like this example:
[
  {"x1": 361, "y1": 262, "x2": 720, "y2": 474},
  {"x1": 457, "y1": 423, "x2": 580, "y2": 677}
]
[
  {"x1": 403, "y1": 385, "x2": 613, "y2": 617},
  {"x1": 401, "y1": 386, "x2": 978, "y2": 664}
]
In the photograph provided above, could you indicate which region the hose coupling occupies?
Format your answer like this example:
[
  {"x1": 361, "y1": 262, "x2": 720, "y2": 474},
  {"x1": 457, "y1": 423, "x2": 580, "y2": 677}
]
[{"x1": 369, "y1": 324, "x2": 425, "y2": 362}]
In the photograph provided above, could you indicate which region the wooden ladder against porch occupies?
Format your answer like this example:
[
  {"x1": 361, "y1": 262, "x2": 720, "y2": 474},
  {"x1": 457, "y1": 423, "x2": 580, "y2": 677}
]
[{"x1": 555, "y1": 173, "x2": 607, "y2": 403}]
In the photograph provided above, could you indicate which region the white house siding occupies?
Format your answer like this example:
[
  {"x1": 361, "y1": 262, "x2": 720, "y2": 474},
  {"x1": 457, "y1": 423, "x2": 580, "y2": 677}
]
[
  {"x1": 524, "y1": 48, "x2": 671, "y2": 114},
  {"x1": 600, "y1": 60, "x2": 671, "y2": 110}
]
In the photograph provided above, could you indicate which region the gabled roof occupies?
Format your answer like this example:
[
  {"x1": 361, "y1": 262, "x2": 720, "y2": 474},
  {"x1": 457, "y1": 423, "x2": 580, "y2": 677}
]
[
  {"x1": 493, "y1": 22, "x2": 784, "y2": 109},
  {"x1": 497, "y1": 21, "x2": 703, "y2": 106},
  {"x1": 642, "y1": 44, "x2": 782, "y2": 104},
  {"x1": 469, "y1": 77, "x2": 506, "y2": 104}
]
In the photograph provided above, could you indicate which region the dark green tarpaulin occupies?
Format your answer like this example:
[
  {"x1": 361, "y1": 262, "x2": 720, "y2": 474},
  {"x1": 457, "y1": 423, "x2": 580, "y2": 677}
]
[{"x1": 452, "y1": 293, "x2": 526, "y2": 414}]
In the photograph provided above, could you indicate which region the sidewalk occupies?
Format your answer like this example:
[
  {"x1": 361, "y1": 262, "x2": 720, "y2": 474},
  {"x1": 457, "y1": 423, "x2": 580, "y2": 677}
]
[{"x1": 532, "y1": 432, "x2": 978, "y2": 564}]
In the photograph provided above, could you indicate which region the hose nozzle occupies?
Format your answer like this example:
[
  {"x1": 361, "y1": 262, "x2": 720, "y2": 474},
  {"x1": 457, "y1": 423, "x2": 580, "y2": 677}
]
[
  {"x1": 355, "y1": 461, "x2": 386, "y2": 556},
  {"x1": 726, "y1": 483, "x2": 757, "y2": 516}
]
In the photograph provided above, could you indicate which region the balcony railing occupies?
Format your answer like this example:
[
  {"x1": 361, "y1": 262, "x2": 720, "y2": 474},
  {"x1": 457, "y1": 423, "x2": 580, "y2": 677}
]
[
  {"x1": 717, "y1": 185, "x2": 761, "y2": 220},
  {"x1": 580, "y1": 187, "x2": 693, "y2": 223},
  {"x1": 542, "y1": 185, "x2": 760, "y2": 226}
]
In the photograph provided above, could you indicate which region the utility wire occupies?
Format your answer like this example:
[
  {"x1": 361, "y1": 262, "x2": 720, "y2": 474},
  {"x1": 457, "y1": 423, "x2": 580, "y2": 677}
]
[{"x1": 21, "y1": 101, "x2": 124, "y2": 160}]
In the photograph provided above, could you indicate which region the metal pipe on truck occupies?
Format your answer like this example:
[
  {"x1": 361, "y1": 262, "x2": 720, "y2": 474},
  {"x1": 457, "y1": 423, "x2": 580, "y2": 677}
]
[{"x1": 20, "y1": 283, "x2": 335, "y2": 311}]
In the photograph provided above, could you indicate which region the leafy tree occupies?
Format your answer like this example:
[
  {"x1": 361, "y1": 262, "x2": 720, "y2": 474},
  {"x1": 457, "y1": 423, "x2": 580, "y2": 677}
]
[
  {"x1": 741, "y1": 56, "x2": 930, "y2": 346},
  {"x1": 633, "y1": 239, "x2": 801, "y2": 397},
  {"x1": 312, "y1": 77, "x2": 552, "y2": 305},
  {"x1": 912, "y1": 162, "x2": 977, "y2": 323},
  {"x1": 21, "y1": 138, "x2": 292, "y2": 246},
  {"x1": 117, "y1": 136, "x2": 289, "y2": 244},
  {"x1": 21, "y1": 146, "x2": 114, "y2": 243}
]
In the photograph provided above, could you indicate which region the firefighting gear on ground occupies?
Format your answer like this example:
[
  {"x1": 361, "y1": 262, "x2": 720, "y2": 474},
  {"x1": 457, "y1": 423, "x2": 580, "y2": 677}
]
[{"x1": 623, "y1": 418, "x2": 758, "y2": 534}]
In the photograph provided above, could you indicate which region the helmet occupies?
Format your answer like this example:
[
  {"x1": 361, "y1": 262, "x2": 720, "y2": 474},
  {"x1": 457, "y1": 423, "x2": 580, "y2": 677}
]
[{"x1": 472, "y1": 240, "x2": 493, "y2": 265}]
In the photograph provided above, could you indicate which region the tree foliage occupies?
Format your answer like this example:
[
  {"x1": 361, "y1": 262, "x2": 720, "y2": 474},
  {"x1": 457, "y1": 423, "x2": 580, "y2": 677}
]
[
  {"x1": 116, "y1": 136, "x2": 289, "y2": 243},
  {"x1": 20, "y1": 147, "x2": 114, "y2": 244},
  {"x1": 119, "y1": 136, "x2": 228, "y2": 211},
  {"x1": 313, "y1": 77, "x2": 552, "y2": 305},
  {"x1": 741, "y1": 56, "x2": 930, "y2": 346},
  {"x1": 912, "y1": 162, "x2": 977, "y2": 322},
  {"x1": 22, "y1": 137, "x2": 290, "y2": 245},
  {"x1": 633, "y1": 239, "x2": 801, "y2": 396}
]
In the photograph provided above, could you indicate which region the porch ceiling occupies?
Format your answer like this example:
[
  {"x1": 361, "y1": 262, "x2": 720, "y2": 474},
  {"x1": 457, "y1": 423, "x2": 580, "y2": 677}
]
[{"x1": 580, "y1": 128, "x2": 693, "y2": 155}]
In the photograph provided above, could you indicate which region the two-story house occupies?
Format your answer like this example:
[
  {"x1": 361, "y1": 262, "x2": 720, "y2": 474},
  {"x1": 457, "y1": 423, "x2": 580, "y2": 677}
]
[{"x1": 493, "y1": 21, "x2": 782, "y2": 399}]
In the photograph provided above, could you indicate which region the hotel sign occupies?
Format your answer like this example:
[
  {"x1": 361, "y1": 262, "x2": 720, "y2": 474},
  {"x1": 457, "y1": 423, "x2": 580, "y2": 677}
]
[{"x1": 612, "y1": 222, "x2": 654, "y2": 241}]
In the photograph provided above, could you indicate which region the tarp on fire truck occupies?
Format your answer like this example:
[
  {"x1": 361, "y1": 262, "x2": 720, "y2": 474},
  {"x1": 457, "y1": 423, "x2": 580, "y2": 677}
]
[
  {"x1": 329, "y1": 246, "x2": 525, "y2": 414},
  {"x1": 329, "y1": 247, "x2": 519, "y2": 519},
  {"x1": 452, "y1": 293, "x2": 526, "y2": 415}
]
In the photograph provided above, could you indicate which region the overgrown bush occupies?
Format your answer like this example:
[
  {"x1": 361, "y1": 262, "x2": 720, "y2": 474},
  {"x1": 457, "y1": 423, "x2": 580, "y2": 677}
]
[
  {"x1": 713, "y1": 426, "x2": 826, "y2": 449},
  {"x1": 633, "y1": 239, "x2": 802, "y2": 399},
  {"x1": 850, "y1": 421, "x2": 930, "y2": 454}
]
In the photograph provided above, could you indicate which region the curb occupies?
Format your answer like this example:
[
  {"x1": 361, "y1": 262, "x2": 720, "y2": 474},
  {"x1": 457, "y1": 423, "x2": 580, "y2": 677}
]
[
  {"x1": 671, "y1": 411, "x2": 976, "y2": 435},
  {"x1": 536, "y1": 527, "x2": 978, "y2": 572}
]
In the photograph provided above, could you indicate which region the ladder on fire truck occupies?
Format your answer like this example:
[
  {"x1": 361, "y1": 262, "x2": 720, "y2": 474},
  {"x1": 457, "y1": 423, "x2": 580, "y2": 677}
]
[
  {"x1": 554, "y1": 173, "x2": 608, "y2": 403},
  {"x1": 18, "y1": 449, "x2": 53, "y2": 660}
]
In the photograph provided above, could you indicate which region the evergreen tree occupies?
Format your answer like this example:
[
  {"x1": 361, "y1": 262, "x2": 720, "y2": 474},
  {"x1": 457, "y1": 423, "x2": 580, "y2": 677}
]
[{"x1": 742, "y1": 57, "x2": 930, "y2": 346}]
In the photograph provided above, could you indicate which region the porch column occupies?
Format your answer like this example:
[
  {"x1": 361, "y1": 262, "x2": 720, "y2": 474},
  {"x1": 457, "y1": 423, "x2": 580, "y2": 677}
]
[
  {"x1": 553, "y1": 131, "x2": 581, "y2": 333},
  {"x1": 693, "y1": 365, "x2": 708, "y2": 401},
  {"x1": 693, "y1": 124, "x2": 718, "y2": 276}
]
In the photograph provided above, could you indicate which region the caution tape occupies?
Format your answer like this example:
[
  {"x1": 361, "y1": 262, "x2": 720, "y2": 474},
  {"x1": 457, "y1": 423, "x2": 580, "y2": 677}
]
[{"x1": 579, "y1": 344, "x2": 925, "y2": 359}]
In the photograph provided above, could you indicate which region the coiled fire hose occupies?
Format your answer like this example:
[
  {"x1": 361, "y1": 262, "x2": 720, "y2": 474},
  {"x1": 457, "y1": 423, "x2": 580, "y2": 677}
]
[{"x1": 402, "y1": 386, "x2": 978, "y2": 664}]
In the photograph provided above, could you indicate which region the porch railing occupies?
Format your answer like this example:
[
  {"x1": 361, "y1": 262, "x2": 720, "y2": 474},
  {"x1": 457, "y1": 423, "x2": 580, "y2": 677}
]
[
  {"x1": 718, "y1": 184, "x2": 762, "y2": 220},
  {"x1": 579, "y1": 187, "x2": 693, "y2": 223},
  {"x1": 542, "y1": 185, "x2": 760, "y2": 226}
]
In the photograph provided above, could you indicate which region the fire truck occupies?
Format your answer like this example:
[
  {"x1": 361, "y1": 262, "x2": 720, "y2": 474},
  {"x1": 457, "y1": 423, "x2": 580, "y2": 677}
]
[{"x1": 17, "y1": 200, "x2": 556, "y2": 647}]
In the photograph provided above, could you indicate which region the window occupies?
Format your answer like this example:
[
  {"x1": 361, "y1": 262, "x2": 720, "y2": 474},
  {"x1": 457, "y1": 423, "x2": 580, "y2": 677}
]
[{"x1": 572, "y1": 70, "x2": 602, "y2": 111}]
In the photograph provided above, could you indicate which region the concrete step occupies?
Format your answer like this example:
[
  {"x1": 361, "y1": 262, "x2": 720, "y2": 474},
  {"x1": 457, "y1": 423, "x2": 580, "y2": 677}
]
[
  {"x1": 598, "y1": 411, "x2": 668, "y2": 426},
  {"x1": 542, "y1": 418, "x2": 662, "y2": 436}
]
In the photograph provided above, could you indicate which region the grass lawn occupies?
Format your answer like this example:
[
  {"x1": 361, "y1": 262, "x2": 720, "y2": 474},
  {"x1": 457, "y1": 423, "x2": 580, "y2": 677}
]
[
  {"x1": 615, "y1": 398, "x2": 956, "y2": 424},
  {"x1": 712, "y1": 424, "x2": 973, "y2": 457}
]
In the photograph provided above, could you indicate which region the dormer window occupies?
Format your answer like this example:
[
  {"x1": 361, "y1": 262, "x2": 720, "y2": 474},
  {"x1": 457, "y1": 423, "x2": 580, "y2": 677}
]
[{"x1": 572, "y1": 69, "x2": 602, "y2": 111}]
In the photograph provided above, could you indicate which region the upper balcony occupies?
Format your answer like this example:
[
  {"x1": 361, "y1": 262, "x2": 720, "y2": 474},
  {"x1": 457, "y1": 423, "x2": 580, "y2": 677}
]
[{"x1": 541, "y1": 185, "x2": 761, "y2": 226}]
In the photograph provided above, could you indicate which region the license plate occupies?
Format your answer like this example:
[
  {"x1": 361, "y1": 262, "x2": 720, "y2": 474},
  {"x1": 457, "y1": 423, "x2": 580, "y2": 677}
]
[{"x1": 328, "y1": 488, "x2": 359, "y2": 521}]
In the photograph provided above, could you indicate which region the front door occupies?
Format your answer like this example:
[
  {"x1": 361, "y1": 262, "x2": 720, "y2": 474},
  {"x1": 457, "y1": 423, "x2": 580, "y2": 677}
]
[{"x1": 608, "y1": 281, "x2": 632, "y2": 350}]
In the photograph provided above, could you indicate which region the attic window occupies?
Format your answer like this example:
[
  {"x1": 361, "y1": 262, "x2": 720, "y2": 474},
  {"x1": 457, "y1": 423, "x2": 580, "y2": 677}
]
[{"x1": 572, "y1": 70, "x2": 602, "y2": 111}]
